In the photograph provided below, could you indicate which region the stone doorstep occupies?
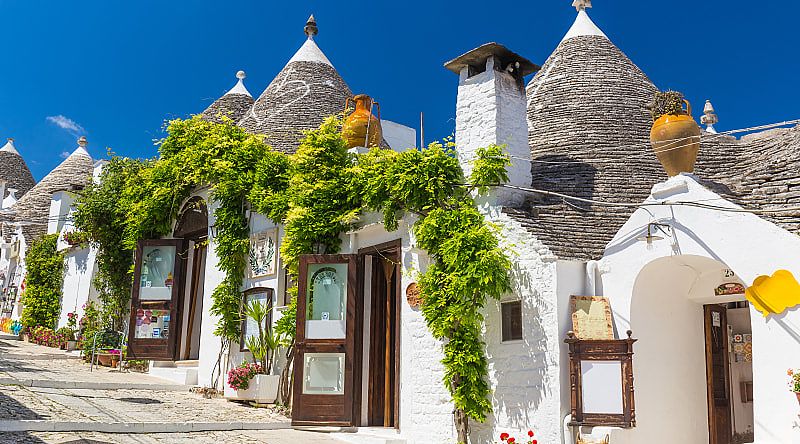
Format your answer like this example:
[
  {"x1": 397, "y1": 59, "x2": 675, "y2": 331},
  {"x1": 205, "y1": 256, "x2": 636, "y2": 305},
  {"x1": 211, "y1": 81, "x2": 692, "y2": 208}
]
[
  {"x1": 0, "y1": 377, "x2": 190, "y2": 391},
  {"x1": 0, "y1": 420, "x2": 292, "y2": 433}
]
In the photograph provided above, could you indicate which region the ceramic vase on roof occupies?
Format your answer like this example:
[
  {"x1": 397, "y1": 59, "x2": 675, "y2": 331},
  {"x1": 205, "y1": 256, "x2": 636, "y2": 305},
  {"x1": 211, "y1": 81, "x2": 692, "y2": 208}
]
[
  {"x1": 650, "y1": 99, "x2": 701, "y2": 176},
  {"x1": 342, "y1": 94, "x2": 382, "y2": 149}
]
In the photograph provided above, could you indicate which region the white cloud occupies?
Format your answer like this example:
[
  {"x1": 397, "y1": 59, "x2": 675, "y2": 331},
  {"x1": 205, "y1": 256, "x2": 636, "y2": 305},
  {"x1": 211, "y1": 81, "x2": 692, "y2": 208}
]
[
  {"x1": 46, "y1": 115, "x2": 85, "y2": 137},
  {"x1": 60, "y1": 151, "x2": 70, "y2": 159}
]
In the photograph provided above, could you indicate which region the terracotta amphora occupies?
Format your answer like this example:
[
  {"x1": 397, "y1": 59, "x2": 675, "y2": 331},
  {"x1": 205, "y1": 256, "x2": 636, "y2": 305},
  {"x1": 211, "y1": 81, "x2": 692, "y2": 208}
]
[
  {"x1": 650, "y1": 99, "x2": 701, "y2": 176},
  {"x1": 343, "y1": 94, "x2": 382, "y2": 148}
]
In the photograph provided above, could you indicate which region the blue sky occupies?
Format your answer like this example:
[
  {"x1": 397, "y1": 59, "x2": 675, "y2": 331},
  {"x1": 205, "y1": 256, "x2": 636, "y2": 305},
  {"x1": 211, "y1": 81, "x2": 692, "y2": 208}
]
[{"x1": 0, "y1": 0, "x2": 798, "y2": 180}]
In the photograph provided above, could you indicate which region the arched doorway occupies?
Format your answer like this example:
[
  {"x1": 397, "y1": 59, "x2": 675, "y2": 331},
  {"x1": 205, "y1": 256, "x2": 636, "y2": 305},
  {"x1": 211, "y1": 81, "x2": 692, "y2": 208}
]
[
  {"x1": 629, "y1": 255, "x2": 754, "y2": 444},
  {"x1": 173, "y1": 196, "x2": 208, "y2": 361}
]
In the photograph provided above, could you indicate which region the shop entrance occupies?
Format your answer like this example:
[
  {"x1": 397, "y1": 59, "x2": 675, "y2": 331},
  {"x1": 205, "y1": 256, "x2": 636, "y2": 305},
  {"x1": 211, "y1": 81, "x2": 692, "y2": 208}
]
[
  {"x1": 704, "y1": 302, "x2": 754, "y2": 444},
  {"x1": 358, "y1": 241, "x2": 400, "y2": 428},
  {"x1": 290, "y1": 241, "x2": 401, "y2": 428},
  {"x1": 127, "y1": 197, "x2": 208, "y2": 361}
]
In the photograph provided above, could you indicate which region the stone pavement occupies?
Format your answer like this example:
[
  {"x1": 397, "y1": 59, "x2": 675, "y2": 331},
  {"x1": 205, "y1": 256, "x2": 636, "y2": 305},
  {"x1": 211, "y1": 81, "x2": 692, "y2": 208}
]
[{"x1": 0, "y1": 334, "x2": 344, "y2": 443}]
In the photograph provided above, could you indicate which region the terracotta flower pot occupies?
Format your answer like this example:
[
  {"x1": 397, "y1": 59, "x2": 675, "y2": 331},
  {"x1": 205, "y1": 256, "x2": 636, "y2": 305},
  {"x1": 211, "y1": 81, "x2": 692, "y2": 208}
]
[
  {"x1": 650, "y1": 99, "x2": 701, "y2": 177},
  {"x1": 796, "y1": 391, "x2": 800, "y2": 405},
  {"x1": 97, "y1": 353, "x2": 113, "y2": 367}
]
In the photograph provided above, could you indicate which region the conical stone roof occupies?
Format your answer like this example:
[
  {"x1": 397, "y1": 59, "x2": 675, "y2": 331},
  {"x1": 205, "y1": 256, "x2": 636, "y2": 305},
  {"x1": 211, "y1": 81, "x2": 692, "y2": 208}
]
[
  {"x1": 200, "y1": 70, "x2": 255, "y2": 125},
  {"x1": 238, "y1": 16, "x2": 352, "y2": 153},
  {"x1": 13, "y1": 138, "x2": 93, "y2": 240},
  {"x1": 0, "y1": 139, "x2": 36, "y2": 202},
  {"x1": 516, "y1": 9, "x2": 662, "y2": 260}
]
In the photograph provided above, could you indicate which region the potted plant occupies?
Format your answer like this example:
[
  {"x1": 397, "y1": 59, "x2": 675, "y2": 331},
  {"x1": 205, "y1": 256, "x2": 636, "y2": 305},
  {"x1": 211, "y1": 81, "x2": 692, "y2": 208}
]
[
  {"x1": 789, "y1": 368, "x2": 800, "y2": 405},
  {"x1": 648, "y1": 90, "x2": 701, "y2": 177},
  {"x1": 108, "y1": 349, "x2": 122, "y2": 368},
  {"x1": 224, "y1": 299, "x2": 281, "y2": 404},
  {"x1": 64, "y1": 312, "x2": 78, "y2": 351}
]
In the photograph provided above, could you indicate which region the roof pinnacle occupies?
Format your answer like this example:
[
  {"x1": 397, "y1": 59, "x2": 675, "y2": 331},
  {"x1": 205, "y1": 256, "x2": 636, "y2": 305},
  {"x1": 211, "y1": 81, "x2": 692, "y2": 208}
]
[
  {"x1": 78, "y1": 136, "x2": 88, "y2": 147},
  {"x1": 701, "y1": 100, "x2": 719, "y2": 133},
  {"x1": 572, "y1": 0, "x2": 592, "y2": 12},
  {"x1": 236, "y1": 70, "x2": 246, "y2": 80},
  {"x1": 304, "y1": 15, "x2": 318, "y2": 39}
]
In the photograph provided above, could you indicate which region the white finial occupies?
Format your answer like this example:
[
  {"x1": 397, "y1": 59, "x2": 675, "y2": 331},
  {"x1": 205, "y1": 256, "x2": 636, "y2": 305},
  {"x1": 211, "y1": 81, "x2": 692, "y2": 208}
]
[
  {"x1": 226, "y1": 70, "x2": 252, "y2": 97},
  {"x1": 1, "y1": 138, "x2": 19, "y2": 155},
  {"x1": 304, "y1": 14, "x2": 318, "y2": 39},
  {"x1": 78, "y1": 136, "x2": 88, "y2": 147},
  {"x1": 573, "y1": 0, "x2": 592, "y2": 12},
  {"x1": 700, "y1": 100, "x2": 719, "y2": 134}
]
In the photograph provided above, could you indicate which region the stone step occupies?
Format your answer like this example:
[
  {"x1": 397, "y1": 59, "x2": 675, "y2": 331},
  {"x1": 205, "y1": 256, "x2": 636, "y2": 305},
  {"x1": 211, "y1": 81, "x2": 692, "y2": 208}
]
[
  {"x1": 331, "y1": 429, "x2": 406, "y2": 444},
  {"x1": 148, "y1": 365, "x2": 199, "y2": 386}
]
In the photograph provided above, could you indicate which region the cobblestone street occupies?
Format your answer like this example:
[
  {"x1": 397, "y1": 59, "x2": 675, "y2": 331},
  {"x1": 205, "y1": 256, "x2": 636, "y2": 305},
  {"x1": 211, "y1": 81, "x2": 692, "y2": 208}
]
[{"x1": 0, "y1": 334, "x2": 344, "y2": 443}]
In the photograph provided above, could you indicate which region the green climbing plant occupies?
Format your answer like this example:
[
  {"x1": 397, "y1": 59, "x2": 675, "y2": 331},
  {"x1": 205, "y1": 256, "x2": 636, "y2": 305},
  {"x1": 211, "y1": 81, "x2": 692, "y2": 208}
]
[
  {"x1": 72, "y1": 114, "x2": 511, "y2": 441},
  {"x1": 19, "y1": 234, "x2": 65, "y2": 330}
]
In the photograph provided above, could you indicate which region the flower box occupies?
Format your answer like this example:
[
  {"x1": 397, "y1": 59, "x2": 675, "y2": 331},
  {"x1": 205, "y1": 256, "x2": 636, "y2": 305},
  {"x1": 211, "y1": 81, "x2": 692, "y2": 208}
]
[
  {"x1": 224, "y1": 374, "x2": 280, "y2": 404},
  {"x1": 65, "y1": 340, "x2": 77, "y2": 352},
  {"x1": 96, "y1": 353, "x2": 114, "y2": 367}
]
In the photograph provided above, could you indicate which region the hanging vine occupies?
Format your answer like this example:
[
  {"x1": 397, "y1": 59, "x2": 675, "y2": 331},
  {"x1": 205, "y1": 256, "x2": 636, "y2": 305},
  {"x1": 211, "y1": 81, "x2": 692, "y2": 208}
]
[{"x1": 74, "y1": 114, "x2": 511, "y2": 441}]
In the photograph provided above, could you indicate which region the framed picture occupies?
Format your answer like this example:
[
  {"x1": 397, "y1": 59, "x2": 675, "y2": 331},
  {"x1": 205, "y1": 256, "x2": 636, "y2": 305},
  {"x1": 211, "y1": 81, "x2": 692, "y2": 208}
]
[
  {"x1": 240, "y1": 287, "x2": 274, "y2": 352},
  {"x1": 248, "y1": 229, "x2": 278, "y2": 278}
]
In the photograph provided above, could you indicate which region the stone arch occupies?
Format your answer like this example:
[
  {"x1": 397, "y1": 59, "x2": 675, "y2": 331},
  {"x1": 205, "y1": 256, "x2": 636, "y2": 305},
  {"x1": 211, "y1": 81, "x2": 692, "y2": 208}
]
[{"x1": 627, "y1": 255, "x2": 748, "y2": 444}]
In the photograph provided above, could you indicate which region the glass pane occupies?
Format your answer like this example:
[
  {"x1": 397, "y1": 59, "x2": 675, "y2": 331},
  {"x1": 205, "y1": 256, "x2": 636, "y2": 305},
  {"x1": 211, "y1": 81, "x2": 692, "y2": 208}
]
[
  {"x1": 306, "y1": 262, "x2": 348, "y2": 339},
  {"x1": 139, "y1": 245, "x2": 177, "y2": 301},
  {"x1": 133, "y1": 306, "x2": 170, "y2": 339},
  {"x1": 242, "y1": 291, "x2": 271, "y2": 348},
  {"x1": 303, "y1": 353, "x2": 345, "y2": 395},
  {"x1": 580, "y1": 360, "x2": 624, "y2": 414}
]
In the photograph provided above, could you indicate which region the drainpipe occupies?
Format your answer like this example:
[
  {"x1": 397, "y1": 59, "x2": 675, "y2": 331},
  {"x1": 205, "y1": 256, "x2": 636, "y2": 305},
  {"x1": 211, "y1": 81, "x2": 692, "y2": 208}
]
[
  {"x1": 563, "y1": 414, "x2": 575, "y2": 444},
  {"x1": 586, "y1": 260, "x2": 599, "y2": 296}
]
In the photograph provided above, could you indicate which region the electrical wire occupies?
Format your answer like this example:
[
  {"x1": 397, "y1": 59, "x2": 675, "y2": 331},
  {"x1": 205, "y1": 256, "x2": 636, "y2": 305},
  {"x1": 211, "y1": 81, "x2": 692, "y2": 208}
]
[
  {"x1": 497, "y1": 184, "x2": 800, "y2": 215},
  {"x1": 503, "y1": 118, "x2": 800, "y2": 165}
]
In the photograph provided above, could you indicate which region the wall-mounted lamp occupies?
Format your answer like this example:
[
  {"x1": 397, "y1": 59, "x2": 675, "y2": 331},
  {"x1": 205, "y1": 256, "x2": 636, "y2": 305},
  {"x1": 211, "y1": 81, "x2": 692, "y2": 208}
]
[
  {"x1": 209, "y1": 225, "x2": 218, "y2": 238},
  {"x1": 636, "y1": 222, "x2": 671, "y2": 245}
]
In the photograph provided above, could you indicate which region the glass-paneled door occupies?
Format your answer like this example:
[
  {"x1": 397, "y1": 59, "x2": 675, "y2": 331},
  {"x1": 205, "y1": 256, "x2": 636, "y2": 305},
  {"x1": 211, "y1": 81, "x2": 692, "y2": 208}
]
[
  {"x1": 292, "y1": 254, "x2": 358, "y2": 426},
  {"x1": 126, "y1": 239, "x2": 186, "y2": 360}
]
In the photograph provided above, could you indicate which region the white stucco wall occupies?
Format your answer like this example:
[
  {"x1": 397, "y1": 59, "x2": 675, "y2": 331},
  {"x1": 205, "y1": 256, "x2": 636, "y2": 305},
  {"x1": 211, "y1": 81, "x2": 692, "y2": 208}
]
[
  {"x1": 600, "y1": 174, "x2": 800, "y2": 444},
  {"x1": 57, "y1": 247, "x2": 97, "y2": 329},
  {"x1": 381, "y1": 120, "x2": 417, "y2": 152},
  {"x1": 195, "y1": 192, "x2": 226, "y2": 388},
  {"x1": 467, "y1": 206, "x2": 564, "y2": 444}
]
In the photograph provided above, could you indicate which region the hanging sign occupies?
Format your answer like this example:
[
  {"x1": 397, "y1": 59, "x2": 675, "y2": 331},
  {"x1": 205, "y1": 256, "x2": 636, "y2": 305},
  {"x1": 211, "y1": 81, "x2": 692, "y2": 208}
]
[
  {"x1": 570, "y1": 296, "x2": 614, "y2": 340},
  {"x1": 745, "y1": 269, "x2": 800, "y2": 316}
]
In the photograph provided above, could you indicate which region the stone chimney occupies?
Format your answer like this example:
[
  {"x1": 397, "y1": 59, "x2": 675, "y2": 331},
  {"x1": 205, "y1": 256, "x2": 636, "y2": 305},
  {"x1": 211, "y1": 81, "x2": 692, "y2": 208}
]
[{"x1": 445, "y1": 43, "x2": 539, "y2": 206}]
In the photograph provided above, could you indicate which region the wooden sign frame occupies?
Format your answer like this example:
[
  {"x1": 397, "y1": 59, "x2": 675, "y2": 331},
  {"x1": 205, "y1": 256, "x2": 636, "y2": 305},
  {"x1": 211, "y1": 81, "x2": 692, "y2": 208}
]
[{"x1": 565, "y1": 330, "x2": 637, "y2": 428}]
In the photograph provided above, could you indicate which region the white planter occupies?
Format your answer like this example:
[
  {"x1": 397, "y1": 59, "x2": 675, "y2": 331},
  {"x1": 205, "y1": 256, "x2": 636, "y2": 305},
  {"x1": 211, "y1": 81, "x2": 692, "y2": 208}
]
[{"x1": 224, "y1": 374, "x2": 280, "y2": 404}]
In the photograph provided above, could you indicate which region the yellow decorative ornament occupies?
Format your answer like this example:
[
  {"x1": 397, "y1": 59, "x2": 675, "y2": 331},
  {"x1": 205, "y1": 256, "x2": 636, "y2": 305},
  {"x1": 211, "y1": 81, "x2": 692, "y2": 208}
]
[{"x1": 745, "y1": 270, "x2": 800, "y2": 316}]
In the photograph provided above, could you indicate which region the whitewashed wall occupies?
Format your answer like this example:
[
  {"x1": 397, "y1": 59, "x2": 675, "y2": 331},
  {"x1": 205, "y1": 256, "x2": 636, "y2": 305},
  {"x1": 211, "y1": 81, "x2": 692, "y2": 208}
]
[
  {"x1": 468, "y1": 206, "x2": 563, "y2": 444},
  {"x1": 57, "y1": 247, "x2": 97, "y2": 329},
  {"x1": 601, "y1": 174, "x2": 800, "y2": 444}
]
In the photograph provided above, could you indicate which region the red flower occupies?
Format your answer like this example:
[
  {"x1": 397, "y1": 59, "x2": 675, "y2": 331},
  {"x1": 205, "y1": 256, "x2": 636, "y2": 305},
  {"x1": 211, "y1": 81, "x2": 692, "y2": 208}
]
[
  {"x1": 500, "y1": 433, "x2": 509, "y2": 441},
  {"x1": 508, "y1": 438, "x2": 515, "y2": 444},
  {"x1": 528, "y1": 430, "x2": 534, "y2": 437},
  {"x1": 531, "y1": 441, "x2": 538, "y2": 444}
]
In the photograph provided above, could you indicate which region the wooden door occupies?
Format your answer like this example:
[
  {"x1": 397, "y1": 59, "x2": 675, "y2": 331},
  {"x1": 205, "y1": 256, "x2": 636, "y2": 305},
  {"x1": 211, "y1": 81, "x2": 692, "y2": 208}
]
[
  {"x1": 367, "y1": 256, "x2": 398, "y2": 427},
  {"x1": 127, "y1": 239, "x2": 186, "y2": 360},
  {"x1": 704, "y1": 304, "x2": 732, "y2": 444},
  {"x1": 292, "y1": 254, "x2": 359, "y2": 426}
]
